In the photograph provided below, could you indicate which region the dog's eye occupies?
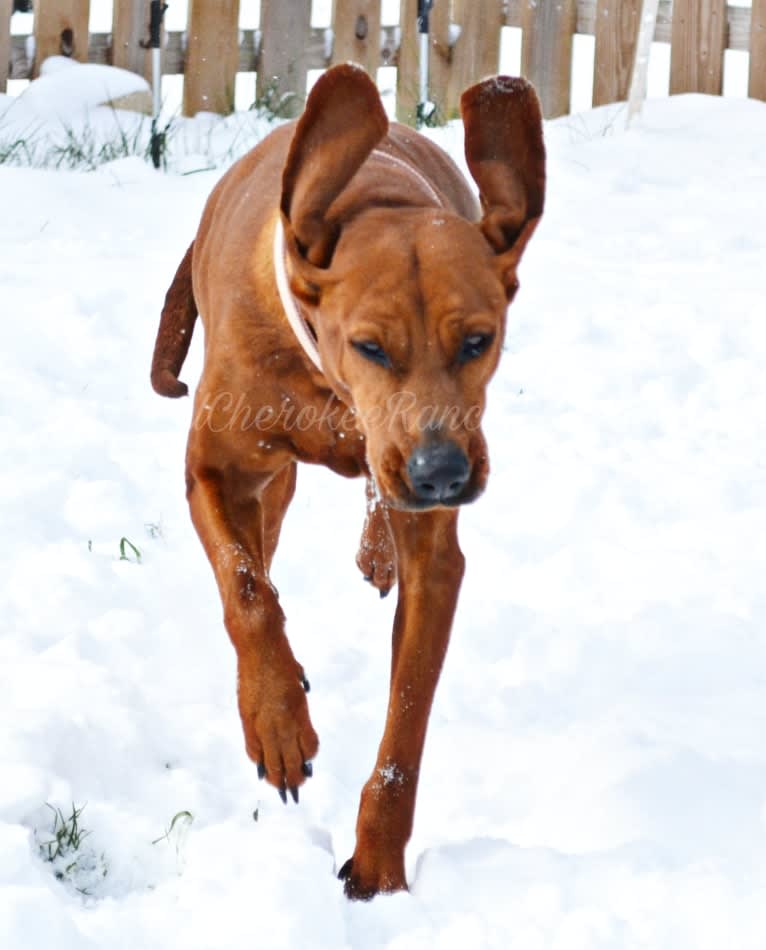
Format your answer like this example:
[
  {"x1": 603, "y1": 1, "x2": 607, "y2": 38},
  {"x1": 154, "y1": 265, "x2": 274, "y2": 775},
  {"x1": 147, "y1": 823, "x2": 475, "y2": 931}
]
[
  {"x1": 352, "y1": 340, "x2": 390, "y2": 368},
  {"x1": 457, "y1": 333, "x2": 494, "y2": 364}
]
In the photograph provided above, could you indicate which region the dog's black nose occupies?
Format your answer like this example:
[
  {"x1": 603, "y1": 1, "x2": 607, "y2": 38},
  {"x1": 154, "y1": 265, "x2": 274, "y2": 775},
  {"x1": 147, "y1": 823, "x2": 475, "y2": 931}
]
[{"x1": 407, "y1": 441, "x2": 471, "y2": 503}]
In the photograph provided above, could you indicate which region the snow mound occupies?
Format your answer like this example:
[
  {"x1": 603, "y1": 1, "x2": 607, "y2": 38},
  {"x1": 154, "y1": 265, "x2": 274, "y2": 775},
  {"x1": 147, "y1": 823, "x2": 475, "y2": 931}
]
[{"x1": 19, "y1": 57, "x2": 151, "y2": 119}]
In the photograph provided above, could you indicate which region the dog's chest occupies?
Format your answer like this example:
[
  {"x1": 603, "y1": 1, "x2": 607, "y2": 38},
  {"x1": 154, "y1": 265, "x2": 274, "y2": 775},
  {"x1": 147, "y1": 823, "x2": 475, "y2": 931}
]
[
  {"x1": 289, "y1": 396, "x2": 368, "y2": 477},
  {"x1": 239, "y1": 381, "x2": 368, "y2": 478}
]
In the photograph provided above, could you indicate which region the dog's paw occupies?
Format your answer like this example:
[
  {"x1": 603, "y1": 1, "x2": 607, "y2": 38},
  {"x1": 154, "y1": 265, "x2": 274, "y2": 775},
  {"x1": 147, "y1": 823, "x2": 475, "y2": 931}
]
[
  {"x1": 238, "y1": 658, "x2": 319, "y2": 801},
  {"x1": 356, "y1": 504, "x2": 397, "y2": 598},
  {"x1": 337, "y1": 855, "x2": 407, "y2": 901}
]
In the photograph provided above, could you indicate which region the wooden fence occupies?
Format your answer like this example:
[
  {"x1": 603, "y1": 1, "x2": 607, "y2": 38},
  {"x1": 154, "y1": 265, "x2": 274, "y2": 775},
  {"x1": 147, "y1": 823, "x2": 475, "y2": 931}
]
[{"x1": 2, "y1": 1, "x2": 765, "y2": 122}]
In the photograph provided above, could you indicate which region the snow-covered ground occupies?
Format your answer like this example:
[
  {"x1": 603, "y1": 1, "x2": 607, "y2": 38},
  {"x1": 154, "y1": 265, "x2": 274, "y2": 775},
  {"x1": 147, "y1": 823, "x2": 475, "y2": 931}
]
[{"x1": 1, "y1": 72, "x2": 766, "y2": 948}]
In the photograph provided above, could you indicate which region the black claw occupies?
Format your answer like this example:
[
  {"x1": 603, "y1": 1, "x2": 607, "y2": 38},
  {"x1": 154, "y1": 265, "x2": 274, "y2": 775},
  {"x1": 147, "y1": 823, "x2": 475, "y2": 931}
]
[
  {"x1": 300, "y1": 675, "x2": 310, "y2": 693},
  {"x1": 379, "y1": 587, "x2": 390, "y2": 599},
  {"x1": 363, "y1": 574, "x2": 373, "y2": 583},
  {"x1": 278, "y1": 785, "x2": 287, "y2": 805},
  {"x1": 289, "y1": 786, "x2": 299, "y2": 804},
  {"x1": 301, "y1": 760, "x2": 313, "y2": 778},
  {"x1": 257, "y1": 763, "x2": 266, "y2": 780},
  {"x1": 338, "y1": 858, "x2": 353, "y2": 880}
]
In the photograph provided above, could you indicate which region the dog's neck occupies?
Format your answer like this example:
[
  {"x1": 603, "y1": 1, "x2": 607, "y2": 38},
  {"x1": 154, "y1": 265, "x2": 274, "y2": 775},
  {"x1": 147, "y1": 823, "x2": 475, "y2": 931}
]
[
  {"x1": 371, "y1": 149, "x2": 444, "y2": 206},
  {"x1": 273, "y1": 215, "x2": 324, "y2": 373}
]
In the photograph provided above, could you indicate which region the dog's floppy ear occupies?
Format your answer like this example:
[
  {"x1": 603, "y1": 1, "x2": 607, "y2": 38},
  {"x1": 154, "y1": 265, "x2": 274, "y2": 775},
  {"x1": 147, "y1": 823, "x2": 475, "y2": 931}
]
[
  {"x1": 461, "y1": 76, "x2": 545, "y2": 298},
  {"x1": 281, "y1": 64, "x2": 388, "y2": 269}
]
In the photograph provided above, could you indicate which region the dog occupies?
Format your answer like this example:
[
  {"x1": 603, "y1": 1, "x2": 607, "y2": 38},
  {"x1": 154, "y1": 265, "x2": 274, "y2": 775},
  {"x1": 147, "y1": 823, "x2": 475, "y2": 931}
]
[{"x1": 151, "y1": 64, "x2": 545, "y2": 899}]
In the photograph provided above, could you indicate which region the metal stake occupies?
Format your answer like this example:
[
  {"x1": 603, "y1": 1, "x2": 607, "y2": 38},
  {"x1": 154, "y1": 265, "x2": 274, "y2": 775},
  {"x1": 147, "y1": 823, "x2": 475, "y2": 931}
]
[{"x1": 141, "y1": 1, "x2": 169, "y2": 168}]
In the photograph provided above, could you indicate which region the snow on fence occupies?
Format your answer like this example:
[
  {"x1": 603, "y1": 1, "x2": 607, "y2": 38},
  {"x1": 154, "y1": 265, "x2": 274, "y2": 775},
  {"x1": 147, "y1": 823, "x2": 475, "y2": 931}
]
[{"x1": 2, "y1": 0, "x2": 765, "y2": 121}]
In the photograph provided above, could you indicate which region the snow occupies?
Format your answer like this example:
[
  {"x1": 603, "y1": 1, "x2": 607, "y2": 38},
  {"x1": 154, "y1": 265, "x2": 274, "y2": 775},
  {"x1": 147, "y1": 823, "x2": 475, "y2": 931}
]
[
  {"x1": 1, "y1": 68, "x2": 766, "y2": 949},
  {"x1": 18, "y1": 58, "x2": 150, "y2": 120},
  {"x1": 0, "y1": 65, "x2": 278, "y2": 174}
]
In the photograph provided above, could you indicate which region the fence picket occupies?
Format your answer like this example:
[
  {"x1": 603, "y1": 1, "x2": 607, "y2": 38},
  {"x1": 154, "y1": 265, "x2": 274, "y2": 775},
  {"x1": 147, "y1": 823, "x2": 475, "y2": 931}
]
[
  {"x1": 593, "y1": 0, "x2": 641, "y2": 106},
  {"x1": 447, "y1": 0, "x2": 503, "y2": 118},
  {"x1": 258, "y1": 0, "x2": 312, "y2": 118},
  {"x1": 331, "y1": 0, "x2": 382, "y2": 78},
  {"x1": 183, "y1": 0, "x2": 240, "y2": 116},
  {"x1": 670, "y1": 0, "x2": 727, "y2": 94},
  {"x1": 427, "y1": 0, "x2": 455, "y2": 122},
  {"x1": 111, "y1": 0, "x2": 152, "y2": 82},
  {"x1": 396, "y1": 0, "x2": 420, "y2": 124},
  {"x1": 33, "y1": 0, "x2": 91, "y2": 76},
  {"x1": 521, "y1": 0, "x2": 577, "y2": 118},
  {"x1": 0, "y1": 0, "x2": 11, "y2": 93},
  {"x1": 750, "y1": 0, "x2": 766, "y2": 101}
]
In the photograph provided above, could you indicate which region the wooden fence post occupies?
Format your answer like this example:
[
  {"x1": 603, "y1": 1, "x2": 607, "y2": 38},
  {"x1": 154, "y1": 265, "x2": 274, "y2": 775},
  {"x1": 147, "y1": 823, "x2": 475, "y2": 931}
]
[
  {"x1": 183, "y1": 0, "x2": 240, "y2": 116},
  {"x1": 447, "y1": 0, "x2": 503, "y2": 117},
  {"x1": 331, "y1": 0, "x2": 382, "y2": 78},
  {"x1": 112, "y1": 0, "x2": 152, "y2": 82},
  {"x1": 395, "y1": 0, "x2": 420, "y2": 123},
  {"x1": 521, "y1": 0, "x2": 576, "y2": 118},
  {"x1": 33, "y1": 0, "x2": 91, "y2": 77},
  {"x1": 0, "y1": 0, "x2": 11, "y2": 93},
  {"x1": 258, "y1": 0, "x2": 311, "y2": 118},
  {"x1": 428, "y1": 0, "x2": 457, "y2": 120},
  {"x1": 593, "y1": 0, "x2": 640, "y2": 106},
  {"x1": 750, "y1": 0, "x2": 766, "y2": 101},
  {"x1": 669, "y1": 0, "x2": 726, "y2": 95}
]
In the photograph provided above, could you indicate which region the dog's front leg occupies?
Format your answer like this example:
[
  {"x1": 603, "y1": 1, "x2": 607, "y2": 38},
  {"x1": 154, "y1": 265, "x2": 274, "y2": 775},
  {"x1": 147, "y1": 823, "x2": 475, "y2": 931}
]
[
  {"x1": 186, "y1": 460, "x2": 318, "y2": 801},
  {"x1": 340, "y1": 508, "x2": 464, "y2": 899}
]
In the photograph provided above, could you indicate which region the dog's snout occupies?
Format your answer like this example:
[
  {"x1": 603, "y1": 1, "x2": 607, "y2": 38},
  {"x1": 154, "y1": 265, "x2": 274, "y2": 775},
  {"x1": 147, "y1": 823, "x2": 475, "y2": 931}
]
[{"x1": 406, "y1": 441, "x2": 471, "y2": 504}]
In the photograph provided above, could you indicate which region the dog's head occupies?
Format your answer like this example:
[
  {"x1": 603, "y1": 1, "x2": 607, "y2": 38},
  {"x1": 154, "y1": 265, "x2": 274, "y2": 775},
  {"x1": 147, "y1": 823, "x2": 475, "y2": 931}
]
[{"x1": 280, "y1": 65, "x2": 545, "y2": 510}]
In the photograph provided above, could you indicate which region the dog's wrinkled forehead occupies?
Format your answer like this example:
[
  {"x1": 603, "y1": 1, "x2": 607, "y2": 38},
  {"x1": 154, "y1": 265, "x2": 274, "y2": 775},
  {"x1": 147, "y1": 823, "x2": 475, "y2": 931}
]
[
  {"x1": 413, "y1": 214, "x2": 504, "y2": 297},
  {"x1": 327, "y1": 210, "x2": 505, "y2": 318}
]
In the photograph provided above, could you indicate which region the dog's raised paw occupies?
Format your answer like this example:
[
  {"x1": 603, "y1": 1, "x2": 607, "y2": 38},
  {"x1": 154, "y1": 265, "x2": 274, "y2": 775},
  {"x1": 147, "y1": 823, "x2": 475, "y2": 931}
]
[
  {"x1": 356, "y1": 535, "x2": 396, "y2": 597},
  {"x1": 356, "y1": 481, "x2": 397, "y2": 596}
]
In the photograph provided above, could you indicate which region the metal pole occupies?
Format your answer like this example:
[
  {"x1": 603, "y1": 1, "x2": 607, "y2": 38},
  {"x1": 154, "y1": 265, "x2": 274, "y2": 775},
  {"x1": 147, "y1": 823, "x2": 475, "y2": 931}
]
[
  {"x1": 152, "y1": 46, "x2": 162, "y2": 119},
  {"x1": 141, "y1": 1, "x2": 168, "y2": 168},
  {"x1": 416, "y1": 0, "x2": 434, "y2": 127}
]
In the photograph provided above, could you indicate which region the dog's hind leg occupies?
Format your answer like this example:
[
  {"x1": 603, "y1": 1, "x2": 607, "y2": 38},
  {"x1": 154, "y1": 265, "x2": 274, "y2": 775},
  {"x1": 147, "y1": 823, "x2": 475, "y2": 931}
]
[
  {"x1": 340, "y1": 508, "x2": 464, "y2": 899},
  {"x1": 356, "y1": 478, "x2": 397, "y2": 598},
  {"x1": 186, "y1": 457, "x2": 318, "y2": 802}
]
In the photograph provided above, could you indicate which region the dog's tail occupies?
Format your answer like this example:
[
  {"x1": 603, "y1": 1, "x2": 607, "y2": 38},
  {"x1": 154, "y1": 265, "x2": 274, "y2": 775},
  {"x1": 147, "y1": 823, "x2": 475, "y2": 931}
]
[{"x1": 151, "y1": 242, "x2": 197, "y2": 398}]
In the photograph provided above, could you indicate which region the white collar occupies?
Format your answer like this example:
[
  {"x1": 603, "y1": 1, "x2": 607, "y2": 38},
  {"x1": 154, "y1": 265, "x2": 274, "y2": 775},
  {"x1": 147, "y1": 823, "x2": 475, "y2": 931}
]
[{"x1": 273, "y1": 215, "x2": 324, "y2": 373}]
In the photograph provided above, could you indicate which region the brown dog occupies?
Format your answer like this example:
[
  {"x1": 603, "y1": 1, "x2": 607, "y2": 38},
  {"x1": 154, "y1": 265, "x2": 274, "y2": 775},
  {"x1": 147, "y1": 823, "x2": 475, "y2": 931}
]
[{"x1": 151, "y1": 64, "x2": 545, "y2": 899}]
